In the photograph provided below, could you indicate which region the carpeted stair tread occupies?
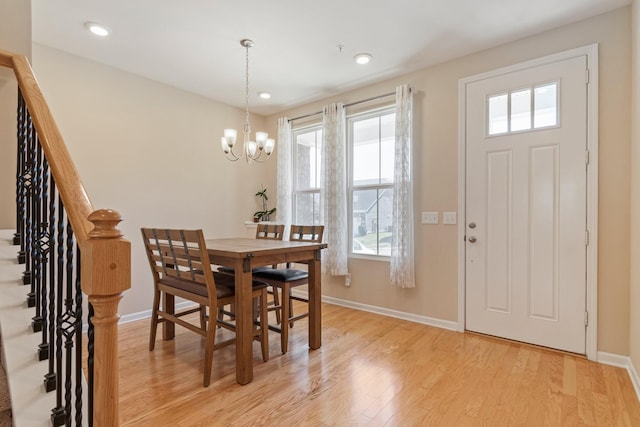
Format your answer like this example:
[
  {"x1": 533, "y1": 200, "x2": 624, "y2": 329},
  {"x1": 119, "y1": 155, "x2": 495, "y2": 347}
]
[
  {"x1": 0, "y1": 361, "x2": 10, "y2": 426},
  {"x1": 0, "y1": 409, "x2": 11, "y2": 427},
  {"x1": 0, "y1": 364, "x2": 9, "y2": 414}
]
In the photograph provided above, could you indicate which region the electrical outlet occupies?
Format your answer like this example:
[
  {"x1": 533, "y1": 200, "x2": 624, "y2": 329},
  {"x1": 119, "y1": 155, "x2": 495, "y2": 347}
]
[
  {"x1": 421, "y1": 212, "x2": 438, "y2": 224},
  {"x1": 443, "y1": 212, "x2": 457, "y2": 225}
]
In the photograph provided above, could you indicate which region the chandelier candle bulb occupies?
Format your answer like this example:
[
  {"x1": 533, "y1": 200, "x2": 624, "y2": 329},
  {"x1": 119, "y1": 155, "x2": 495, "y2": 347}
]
[
  {"x1": 265, "y1": 138, "x2": 275, "y2": 155},
  {"x1": 221, "y1": 137, "x2": 230, "y2": 154},
  {"x1": 256, "y1": 132, "x2": 268, "y2": 149},
  {"x1": 247, "y1": 141, "x2": 258, "y2": 157},
  {"x1": 223, "y1": 129, "x2": 237, "y2": 147}
]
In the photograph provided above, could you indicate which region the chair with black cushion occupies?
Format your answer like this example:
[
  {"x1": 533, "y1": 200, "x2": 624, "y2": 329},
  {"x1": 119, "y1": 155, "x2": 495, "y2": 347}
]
[
  {"x1": 253, "y1": 225, "x2": 324, "y2": 353},
  {"x1": 216, "y1": 223, "x2": 285, "y2": 322},
  {"x1": 217, "y1": 223, "x2": 285, "y2": 277},
  {"x1": 141, "y1": 228, "x2": 269, "y2": 387}
]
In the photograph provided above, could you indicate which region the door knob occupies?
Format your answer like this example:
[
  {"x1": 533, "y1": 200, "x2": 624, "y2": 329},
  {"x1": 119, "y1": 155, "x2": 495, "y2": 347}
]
[
  {"x1": 468, "y1": 236, "x2": 477, "y2": 243},
  {"x1": 468, "y1": 222, "x2": 476, "y2": 229}
]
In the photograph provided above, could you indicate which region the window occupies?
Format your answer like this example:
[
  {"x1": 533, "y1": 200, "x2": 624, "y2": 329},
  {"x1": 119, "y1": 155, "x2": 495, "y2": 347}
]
[
  {"x1": 292, "y1": 125, "x2": 322, "y2": 225},
  {"x1": 487, "y1": 81, "x2": 558, "y2": 136},
  {"x1": 349, "y1": 108, "x2": 395, "y2": 256},
  {"x1": 290, "y1": 106, "x2": 397, "y2": 258}
]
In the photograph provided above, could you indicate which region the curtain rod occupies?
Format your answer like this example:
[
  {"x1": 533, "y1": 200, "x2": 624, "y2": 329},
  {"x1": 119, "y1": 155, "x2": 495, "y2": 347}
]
[{"x1": 288, "y1": 91, "x2": 395, "y2": 122}]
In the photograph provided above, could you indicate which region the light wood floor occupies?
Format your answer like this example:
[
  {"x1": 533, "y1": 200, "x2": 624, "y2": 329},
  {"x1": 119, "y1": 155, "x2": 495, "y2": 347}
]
[{"x1": 117, "y1": 302, "x2": 640, "y2": 426}]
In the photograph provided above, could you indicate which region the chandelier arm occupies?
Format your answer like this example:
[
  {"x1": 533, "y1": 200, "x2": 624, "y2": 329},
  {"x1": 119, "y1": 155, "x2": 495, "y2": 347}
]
[{"x1": 226, "y1": 146, "x2": 241, "y2": 161}]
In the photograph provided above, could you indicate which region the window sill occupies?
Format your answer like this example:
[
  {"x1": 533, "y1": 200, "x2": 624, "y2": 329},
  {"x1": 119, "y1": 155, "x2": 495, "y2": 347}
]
[{"x1": 349, "y1": 253, "x2": 390, "y2": 262}]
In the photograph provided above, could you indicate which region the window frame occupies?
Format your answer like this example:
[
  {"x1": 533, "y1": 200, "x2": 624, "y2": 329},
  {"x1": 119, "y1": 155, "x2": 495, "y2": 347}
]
[
  {"x1": 486, "y1": 80, "x2": 560, "y2": 137},
  {"x1": 289, "y1": 103, "x2": 397, "y2": 260},
  {"x1": 291, "y1": 123, "x2": 323, "y2": 226},
  {"x1": 347, "y1": 105, "x2": 396, "y2": 259}
]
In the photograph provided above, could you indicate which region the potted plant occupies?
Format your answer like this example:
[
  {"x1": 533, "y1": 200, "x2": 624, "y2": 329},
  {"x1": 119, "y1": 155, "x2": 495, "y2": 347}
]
[{"x1": 253, "y1": 185, "x2": 276, "y2": 222}]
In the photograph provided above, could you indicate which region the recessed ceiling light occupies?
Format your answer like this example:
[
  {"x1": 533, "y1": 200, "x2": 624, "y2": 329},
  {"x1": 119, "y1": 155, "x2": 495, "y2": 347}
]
[
  {"x1": 84, "y1": 22, "x2": 111, "y2": 37},
  {"x1": 354, "y1": 53, "x2": 372, "y2": 65},
  {"x1": 258, "y1": 91, "x2": 272, "y2": 99}
]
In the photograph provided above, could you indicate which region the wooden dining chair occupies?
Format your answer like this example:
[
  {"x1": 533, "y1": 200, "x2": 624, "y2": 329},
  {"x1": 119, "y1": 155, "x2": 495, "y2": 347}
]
[
  {"x1": 255, "y1": 223, "x2": 286, "y2": 240},
  {"x1": 141, "y1": 228, "x2": 269, "y2": 387},
  {"x1": 253, "y1": 225, "x2": 324, "y2": 353},
  {"x1": 216, "y1": 223, "x2": 286, "y2": 322}
]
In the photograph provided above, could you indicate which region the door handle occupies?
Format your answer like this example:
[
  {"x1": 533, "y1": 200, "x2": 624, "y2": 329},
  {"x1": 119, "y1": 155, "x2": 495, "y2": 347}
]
[
  {"x1": 468, "y1": 236, "x2": 477, "y2": 243},
  {"x1": 468, "y1": 222, "x2": 476, "y2": 229}
]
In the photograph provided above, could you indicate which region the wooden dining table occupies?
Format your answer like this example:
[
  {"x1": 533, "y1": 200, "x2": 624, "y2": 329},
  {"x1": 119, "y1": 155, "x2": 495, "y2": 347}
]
[{"x1": 204, "y1": 237, "x2": 327, "y2": 385}]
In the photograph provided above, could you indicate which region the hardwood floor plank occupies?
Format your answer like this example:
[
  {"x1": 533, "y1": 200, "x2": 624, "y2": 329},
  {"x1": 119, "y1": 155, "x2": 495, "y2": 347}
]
[{"x1": 115, "y1": 302, "x2": 640, "y2": 426}]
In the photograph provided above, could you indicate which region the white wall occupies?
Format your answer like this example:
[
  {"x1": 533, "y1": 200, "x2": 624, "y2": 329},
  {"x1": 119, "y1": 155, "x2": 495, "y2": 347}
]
[
  {"x1": 0, "y1": 0, "x2": 31, "y2": 229},
  {"x1": 32, "y1": 44, "x2": 271, "y2": 316},
  {"x1": 629, "y1": 0, "x2": 640, "y2": 376}
]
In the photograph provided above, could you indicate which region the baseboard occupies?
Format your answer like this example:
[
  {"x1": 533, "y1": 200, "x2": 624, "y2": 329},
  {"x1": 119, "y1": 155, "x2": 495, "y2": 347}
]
[
  {"x1": 119, "y1": 301, "x2": 198, "y2": 325},
  {"x1": 597, "y1": 351, "x2": 640, "y2": 402},
  {"x1": 290, "y1": 289, "x2": 459, "y2": 331}
]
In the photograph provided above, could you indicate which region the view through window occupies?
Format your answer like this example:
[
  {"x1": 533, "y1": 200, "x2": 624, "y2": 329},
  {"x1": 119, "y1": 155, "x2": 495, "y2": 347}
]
[
  {"x1": 292, "y1": 106, "x2": 396, "y2": 257},
  {"x1": 349, "y1": 109, "x2": 395, "y2": 256}
]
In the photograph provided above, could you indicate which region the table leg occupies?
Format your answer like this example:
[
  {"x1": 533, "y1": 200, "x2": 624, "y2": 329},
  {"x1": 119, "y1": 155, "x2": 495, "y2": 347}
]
[
  {"x1": 308, "y1": 252, "x2": 321, "y2": 349},
  {"x1": 235, "y1": 260, "x2": 253, "y2": 384}
]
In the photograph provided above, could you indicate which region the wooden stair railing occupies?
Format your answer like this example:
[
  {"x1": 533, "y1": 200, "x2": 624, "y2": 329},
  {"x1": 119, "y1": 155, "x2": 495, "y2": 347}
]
[{"x1": 1, "y1": 48, "x2": 130, "y2": 426}]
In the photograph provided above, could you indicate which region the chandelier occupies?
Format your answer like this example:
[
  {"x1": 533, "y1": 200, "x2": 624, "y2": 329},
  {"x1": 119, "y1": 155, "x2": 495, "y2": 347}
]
[{"x1": 221, "y1": 39, "x2": 275, "y2": 163}]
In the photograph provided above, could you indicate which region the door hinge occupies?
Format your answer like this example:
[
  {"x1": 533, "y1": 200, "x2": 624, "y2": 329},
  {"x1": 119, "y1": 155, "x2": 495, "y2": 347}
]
[
  {"x1": 585, "y1": 230, "x2": 590, "y2": 246},
  {"x1": 585, "y1": 150, "x2": 590, "y2": 166},
  {"x1": 584, "y1": 311, "x2": 589, "y2": 326},
  {"x1": 585, "y1": 68, "x2": 590, "y2": 85}
]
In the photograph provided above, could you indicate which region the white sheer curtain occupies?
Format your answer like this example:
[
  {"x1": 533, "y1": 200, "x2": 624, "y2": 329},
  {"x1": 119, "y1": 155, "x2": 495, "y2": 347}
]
[
  {"x1": 321, "y1": 103, "x2": 349, "y2": 276},
  {"x1": 391, "y1": 84, "x2": 415, "y2": 288},
  {"x1": 276, "y1": 117, "x2": 292, "y2": 229}
]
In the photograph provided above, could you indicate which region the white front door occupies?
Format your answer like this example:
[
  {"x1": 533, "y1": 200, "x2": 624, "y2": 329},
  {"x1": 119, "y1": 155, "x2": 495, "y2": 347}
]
[{"x1": 464, "y1": 54, "x2": 588, "y2": 353}]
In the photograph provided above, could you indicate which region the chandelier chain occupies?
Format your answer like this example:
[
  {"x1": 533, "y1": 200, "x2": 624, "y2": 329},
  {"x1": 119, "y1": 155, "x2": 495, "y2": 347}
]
[{"x1": 245, "y1": 41, "x2": 250, "y2": 127}]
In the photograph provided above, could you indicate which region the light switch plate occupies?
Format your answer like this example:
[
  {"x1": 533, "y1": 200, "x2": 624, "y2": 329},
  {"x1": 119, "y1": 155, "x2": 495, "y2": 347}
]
[
  {"x1": 421, "y1": 212, "x2": 438, "y2": 224},
  {"x1": 443, "y1": 212, "x2": 457, "y2": 225}
]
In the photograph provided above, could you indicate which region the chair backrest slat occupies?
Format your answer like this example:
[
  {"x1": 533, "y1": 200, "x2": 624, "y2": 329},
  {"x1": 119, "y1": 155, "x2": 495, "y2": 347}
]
[
  {"x1": 141, "y1": 228, "x2": 217, "y2": 300},
  {"x1": 256, "y1": 223, "x2": 285, "y2": 240},
  {"x1": 289, "y1": 225, "x2": 324, "y2": 243}
]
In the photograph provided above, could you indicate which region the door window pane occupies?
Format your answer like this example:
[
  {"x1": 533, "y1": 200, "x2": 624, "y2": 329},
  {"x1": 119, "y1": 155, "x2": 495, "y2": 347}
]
[
  {"x1": 510, "y1": 89, "x2": 531, "y2": 132},
  {"x1": 534, "y1": 83, "x2": 558, "y2": 128},
  {"x1": 487, "y1": 82, "x2": 558, "y2": 137},
  {"x1": 488, "y1": 94, "x2": 508, "y2": 135}
]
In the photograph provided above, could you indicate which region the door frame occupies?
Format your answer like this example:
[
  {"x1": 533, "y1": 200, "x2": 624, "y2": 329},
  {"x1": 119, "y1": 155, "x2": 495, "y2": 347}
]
[{"x1": 456, "y1": 44, "x2": 599, "y2": 360}]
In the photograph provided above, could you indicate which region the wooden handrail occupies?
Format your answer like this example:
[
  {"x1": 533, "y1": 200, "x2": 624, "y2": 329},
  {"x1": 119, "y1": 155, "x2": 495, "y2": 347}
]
[
  {"x1": 1, "y1": 48, "x2": 130, "y2": 426},
  {"x1": 2, "y1": 49, "x2": 93, "y2": 241}
]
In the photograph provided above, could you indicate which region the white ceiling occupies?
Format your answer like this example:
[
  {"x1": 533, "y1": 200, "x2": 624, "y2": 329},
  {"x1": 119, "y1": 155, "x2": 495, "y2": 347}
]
[{"x1": 32, "y1": 0, "x2": 629, "y2": 116}]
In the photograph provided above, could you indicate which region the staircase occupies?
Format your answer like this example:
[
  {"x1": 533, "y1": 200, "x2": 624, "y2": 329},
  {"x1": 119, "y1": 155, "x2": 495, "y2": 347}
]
[
  {"x1": 1, "y1": 48, "x2": 131, "y2": 426},
  {"x1": 0, "y1": 229, "x2": 56, "y2": 426}
]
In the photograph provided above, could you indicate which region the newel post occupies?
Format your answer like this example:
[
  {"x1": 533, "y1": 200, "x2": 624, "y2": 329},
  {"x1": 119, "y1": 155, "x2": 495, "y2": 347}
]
[{"x1": 82, "y1": 209, "x2": 131, "y2": 427}]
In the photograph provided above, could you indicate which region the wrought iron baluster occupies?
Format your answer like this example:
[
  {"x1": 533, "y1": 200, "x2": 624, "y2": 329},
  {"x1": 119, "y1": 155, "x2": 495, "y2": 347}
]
[
  {"x1": 23, "y1": 110, "x2": 34, "y2": 289},
  {"x1": 51, "y1": 198, "x2": 66, "y2": 426},
  {"x1": 62, "y1": 219, "x2": 75, "y2": 426},
  {"x1": 37, "y1": 156, "x2": 51, "y2": 361},
  {"x1": 32, "y1": 136, "x2": 44, "y2": 327},
  {"x1": 15, "y1": 90, "x2": 26, "y2": 251},
  {"x1": 74, "y1": 247, "x2": 83, "y2": 427},
  {"x1": 45, "y1": 176, "x2": 58, "y2": 392}
]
